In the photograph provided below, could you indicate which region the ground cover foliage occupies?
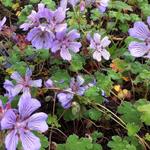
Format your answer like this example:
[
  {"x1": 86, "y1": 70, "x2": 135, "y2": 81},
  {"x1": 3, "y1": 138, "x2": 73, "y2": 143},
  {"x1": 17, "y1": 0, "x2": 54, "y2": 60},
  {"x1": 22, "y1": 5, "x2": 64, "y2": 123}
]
[{"x1": 0, "y1": 0, "x2": 150, "y2": 150}]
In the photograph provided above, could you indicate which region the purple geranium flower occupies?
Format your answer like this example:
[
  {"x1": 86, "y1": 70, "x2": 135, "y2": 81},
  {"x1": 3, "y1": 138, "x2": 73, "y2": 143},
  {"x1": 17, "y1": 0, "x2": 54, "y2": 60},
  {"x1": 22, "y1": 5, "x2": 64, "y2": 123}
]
[
  {"x1": 4, "y1": 68, "x2": 42, "y2": 97},
  {"x1": 27, "y1": 24, "x2": 54, "y2": 49},
  {"x1": 51, "y1": 29, "x2": 82, "y2": 61},
  {"x1": 0, "y1": 17, "x2": 6, "y2": 31},
  {"x1": 0, "y1": 100, "x2": 11, "y2": 123},
  {"x1": 57, "y1": 75, "x2": 87, "y2": 108},
  {"x1": 1, "y1": 93, "x2": 48, "y2": 150},
  {"x1": 128, "y1": 17, "x2": 150, "y2": 58},
  {"x1": 44, "y1": 79, "x2": 54, "y2": 88},
  {"x1": 96, "y1": 0, "x2": 110, "y2": 13},
  {"x1": 89, "y1": 33, "x2": 111, "y2": 62}
]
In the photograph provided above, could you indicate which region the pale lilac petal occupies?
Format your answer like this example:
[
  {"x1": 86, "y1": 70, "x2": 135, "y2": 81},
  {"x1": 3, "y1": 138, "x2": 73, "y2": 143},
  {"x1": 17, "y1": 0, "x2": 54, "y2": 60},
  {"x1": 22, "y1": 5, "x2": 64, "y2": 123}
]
[
  {"x1": 1, "y1": 109, "x2": 16, "y2": 130},
  {"x1": 93, "y1": 51, "x2": 102, "y2": 62},
  {"x1": 60, "y1": 47, "x2": 72, "y2": 61},
  {"x1": 18, "y1": 93, "x2": 41, "y2": 119},
  {"x1": 51, "y1": 41, "x2": 61, "y2": 53},
  {"x1": 90, "y1": 39, "x2": 96, "y2": 49},
  {"x1": 27, "y1": 112, "x2": 48, "y2": 132},
  {"x1": 128, "y1": 42, "x2": 149, "y2": 57},
  {"x1": 68, "y1": 0, "x2": 80, "y2": 7},
  {"x1": 29, "y1": 79, "x2": 42, "y2": 87},
  {"x1": 60, "y1": 0, "x2": 67, "y2": 10},
  {"x1": 77, "y1": 87, "x2": 86, "y2": 96},
  {"x1": 55, "y1": 7, "x2": 66, "y2": 23},
  {"x1": 67, "y1": 30, "x2": 80, "y2": 40},
  {"x1": 12, "y1": 84, "x2": 23, "y2": 97},
  {"x1": 44, "y1": 79, "x2": 53, "y2": 88},
  {"x1": 129, "y1": 22, "x2": 150, "y2": 40},
  {"x1": 55, "y1": 23, "x2": 67, "y2": 32},
  {"x1": 20, "y1": 130, "x2": 41, "y2": 150},
  {"x1": 5, "y1": 130, "x2": 18, "y2": 150},
  {"x1": 98, "y1": 5, "x2": 106, "y2": 13},
  {"x1": 93, "y1": 33, "x2": 101, "y2": 43},
  {"x1": 56, "y1": 29, "x2": 66, "y2": 40},
  {"x1": 77, "y1": 75, "x2": 84, "y2": 86},
  {"x1": 68, "y1": 42, "x2": 81, "y2": 53},
  {"x1": 3, "y1": 80, "x2": 14, "y2": 96},
  {"x1": 57, "y1": 93, "x2": 73, "y2": 108},
  {"x1": 0, "y1": 17, "x2": 6, "y2": 30},
  {"x1": 25, "y1": 68, "x2": 32, "y2": 82},
  {"x1": 11, "y1": 72, "x2": 23, "y2": 83},
  {"x1": 101, "y1": 36, "x2": 111, "y2": 47},
  {"x1": 101, "y1": 49, "x2": 110, "y2": 60}
]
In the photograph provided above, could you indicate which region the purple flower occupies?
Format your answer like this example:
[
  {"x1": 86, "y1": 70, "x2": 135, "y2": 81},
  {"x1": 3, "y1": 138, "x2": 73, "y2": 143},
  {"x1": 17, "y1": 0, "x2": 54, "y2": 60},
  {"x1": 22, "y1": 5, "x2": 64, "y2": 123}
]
[
  {"x1": 89, "y1": 33, "x2": 111, "y2": 62},
  {"x1": 57, "y1": 75, "x2": 86, "y2": 108},
  {"x1": 1, "y1": 93, "x2": 48, "y2": 150},
  {"x1": 3, "y1": 80, "x2": 15, "y2": 101},
  {"x1": 27, "y1": 24, "x2": 54, "y2": 49},
  {"x1": 68, "y1": 0, "x2": 80, "y2": 7},
  {"x1": 0, "y1": 17, "x2": 6, "y2": 31},
  {"x1": 51, "y1": 29, "x2": 81, "y2": 61},
  {"x1": 57, "y1": 93, "x2": 74, "y2": 109},
  {"x1": 128, "y1": 17, "x2": 150, "y2": 58},
  {"x1": 0, "y1": 100, "x2": 11, "y2": 122},
  {"x1": 4, "y1": 68, "x2": 42, "y2": 97},
  {"x1": 44, "y1": 79, "x2": 53, "y2": 88},
  {"x1": 20, "y1": 10, "x2": 39, "y2": 31},
  {"x1": 96, "y1": 0, "x2": 110, "y2": 13}
]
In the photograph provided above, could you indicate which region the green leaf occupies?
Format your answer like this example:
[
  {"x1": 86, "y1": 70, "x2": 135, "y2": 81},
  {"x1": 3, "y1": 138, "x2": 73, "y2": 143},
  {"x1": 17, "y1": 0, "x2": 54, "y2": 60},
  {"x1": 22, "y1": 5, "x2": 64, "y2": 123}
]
[
  {"x1": 69, "y1": 54, "x2": 85, "y2": 72},
  {"x1": 57, "y1": 134, "x2": 102, "y2": 150},
  {"x1": 137, "y1": 104, "x2": 150, "y2": 125},
  {"x1": 86, "y1": 108, "x2": 102, "y2": 121},
  {"x1": 108, "y1": 136, "x2": 136, "y2": 150},
  {"x1": 91, "y1": 131, "x2": 103, "y2": 143},
  {"x1": 84, "y1": 86, "x2": 103, "y2": 103},
  {"x1": 47, "y1": 114, "x2": 61, "y2": 128},
  {"x1": 41, "y1": 0, "x2": 56, "y2": 10},
  {"x1": 117, "y1": 102, "x2": 141, "y2": 126},
  {"x1": 126, "y1": 123, "x2": 140, "y2": 136},
  {"x1": 1, "y1": 0, "x2": 13, "y2": 7},
  {"x1": 95, "y1": 72, "x2": 113, "y2": 96},
  {"x1": 51, "y1": 69, "x2": 70, "y2": 89}
]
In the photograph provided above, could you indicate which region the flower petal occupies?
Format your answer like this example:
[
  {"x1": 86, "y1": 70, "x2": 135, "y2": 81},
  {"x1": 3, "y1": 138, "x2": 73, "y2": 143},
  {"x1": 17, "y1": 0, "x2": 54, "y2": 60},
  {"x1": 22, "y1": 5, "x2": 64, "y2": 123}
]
[
  {"x1": 11, "y1": 72, "x2": 23, "y2": 83},
  {"x1": 1, "y1": 109, "x2": 16, "y2": 130},
  {"x1": 101, "y1": 36, "x2": 111, "y2": 47},
  {"x1": 57, "y1": 93, "x2": 73, "y2": 109},
  {"x1": 27, "y1": 112, "x2": 48, "y2": 132},
  {"x1": 93, "y1": 51, "x2": 102, "y2": 62},
  {"x1": 12, "y1": 84, "x2": 23, "y2": 97},
  {"x1": 60, "y1": 47, "x2": 72, "y2": 61},
  {"x1": 29, "y1": 79, "x2": 42, "y2": 87},
  {"x1": 93, "y1": 33, "x2": 101, "y2": 44},
  {"x1": 129, "y1": 22, "x2": 150, "y2": 40},
  {"x1": 101, "y1": 49, "x2": 110, "y2": 60},
  {"x1": 18, "y1": 93, "x2": 41, "y2": 119},
  {"x1": 67, "y1": 30, "x2": 80, "y2": 40},
  {"x1": 68, "y1": 42, "x2": 81, "y2": 53},
  {"x1": 20, "y1": 130, "x2": 41, "y2": 150},
  {"x1": 5, "y1": 130, "x2": 18, "y2": 150},
  {"x1": 128, "y1": 41, "x2": 149, "y2": 57}
]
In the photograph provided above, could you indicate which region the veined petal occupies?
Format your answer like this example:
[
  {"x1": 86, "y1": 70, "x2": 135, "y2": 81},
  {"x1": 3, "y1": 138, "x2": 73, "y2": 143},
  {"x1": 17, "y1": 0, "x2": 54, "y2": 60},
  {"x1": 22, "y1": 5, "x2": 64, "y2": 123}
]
[
  {"x1": 20, "y1": 130, "x2": 41, "y2": 150},
  {"x1": 67, "y1": 30, "x2": 80, "y2": 40},
  {"x1": 93, "y1": 33, "x2": 101, "y2": 44},
  {"x1": 5, "y1": 130, "x2": 18, "y2": 150},
  {"x1": 60, "y1": 47, "x2": 72, "y2": 61},
  {"x1": 147, "y1": 16, "x2": 150, "y2": 26},
  {"x1": 25, "y1": 68, "x2": 32, "y2": 82},
  {"x1": 101, "y1": 36, "x2": 111, "y2": 47},
  {"x1": 18, "y1": 93, "x2": 41, "y2": 119},
  {"x1": 101, "y1": 49, "x2": 110, "y2": 60},
  {"x1": 29, "y1": 79, "x2": 42, "y2": 87},
  {"x1": 11, "y1": 72, "x2": 23, "y2": 83},
  {"x1": 76, "y1": 75, "x2": 84, "y2": 86},
  {"x1": 12, "y1": 84, "x2": 23, "y2": 97},
  {"x1": 128, "y1": 41, "x2": 149, "y2": 57},
  {"x1": 93, "y1": 51, "x2": 102, "y2": 62},
  {"x1": 27, "y1": 112, "x2": 48, "y2": 132},
  {"x1": 1, "y1": 109, "x2": 16, "y2": 130},
  {"x1": 129, "y1": 22, "x2": 150, "y2": 40},
  {"x1": 68, "y1": 42, "x2": 81, "y2": 53}
]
